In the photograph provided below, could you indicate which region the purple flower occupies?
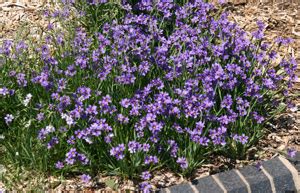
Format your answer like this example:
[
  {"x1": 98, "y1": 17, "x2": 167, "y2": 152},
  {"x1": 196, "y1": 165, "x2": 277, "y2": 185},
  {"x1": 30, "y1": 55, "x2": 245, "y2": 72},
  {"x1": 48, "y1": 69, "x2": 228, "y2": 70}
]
[
  {"x1": 256, "y1": 20, "x2": 266, "y2": 30},
  {"x1": 233, "y1": 133, "x2": 249, "y2": 144},
  {"x1": 77, "y1": 86, "x2": 91, "y2": 100},
  {"x1": 81, "y1": 174, "x2": 91, "y2": 184},
  {"x1": 195, "y1": 121, "x2": 205, "y2": 132},
  {"x1": 219, "y1": 0, "x2": 226, "y2": 4},
  {"x1": 140, "y1": 171, "x2": 152, "y2": 180},
  {"x1": 66, "y1": 147, "x2": 77, "y2": 156},
  {"x1": 149, "y1": 122, "x2": 163, "y2": 133},
  {"x1": 67, "y1": 135, "x2": 76, "y2": 145},
  {"x1": 128, "y1": 141, "x2": 141, "y2": 153},
  {"x1": 16, "y1": 73, "x2": 27, "y2": 87},
  {"x1": 59, "y1": 95, "x2": 71, "y2": 107},
  {"x1": 75, "y1": 55, "x2": 88, "y2": 69},
  {"x1": 47, "y1": 137, "x2": 59, "y2": 149},
  {"x1": 287, "y1": 148, "x2": 296, "y2": 158},
  {"x1": 276, "y1": 37, "x2": 293, "y2": 45},
  {"x1": 85, "y1": 105, "x2": 98, "y2": 116},
  {"x1": 55, "y1": 161, "x2": 64, "y2": 169},
  {"x1": 144, "y1": 155, "x2": 158, "y2": 165},
  {"x1": 173, "y1": 124, "x2": 184, "y2": 133},
  {"x1": 239, "y1": 134, "x2": 249, "y2": 145},
  {"x1": 117, "y1": 114, "x2": 129, "y2": 124},
  {"x1": 78, "y1": 153, "x2": 89, "y2": 165},
  {"x1": 65, "y1": 157, "x2": 76, "y2": 165},
  {"x1": 252, "y1": 21, "x2": 265, "y2": 40},
  {"x1": 139, "y1": 181, "x2": 152, "y2": 193},
  {"x1": 142, "y1": 143, "x2": 150, "y2": 152},
  {"x1": 168, "y1": 140, "x2": 178, "y2": 157},
  {"x1": 65, "y1": 64, "x2": 77, "y2": 76},
  {"x1": 255, "y1": 161, "x2": 262, "y2": 171},
  {"x1": 51, "y1": 93, "x2": 60, "y2": 100},
  {"x1": 0, "y1": 87, "x2": 9, "y2": 96},
  {"x1": 253, "y1": 112, "x2": 265, "y2": 123},
  {"x1": 59, "y1": 127, "x2": 67, "y2": 133},
  {"x1": 99, "y1": 95, "x2": 112, "y2": 106},
  {"x1": 176, "y1": 157, "x2": 188, "y2": 169},
  {"x1": 145, "y1": 113, "x2": 156, "y2": 123},
  {"x1": 104, "y1": 133, "x2": 114, "y2": 143},
  {"x1": 263, "y1": 78, "x2": 275, "y2": 89},
  {"x1": 57, "y1": 78, "x2": 67, "y2": 92},
  {"x1": 110, "y1": 144, "x2": 126, "y2": 160},
  {"x1": 36, "y1": 113, "x2": 45, "y2": 121},
  {"x1": 120, "y1": 98, "x2": 131, "y2": 108},
  {"x1": 221, "y1": 94, "x2": 233, "y2": 109},
  {"x1": 38, "y1": 125, "x2": 55, "y2": 140}
]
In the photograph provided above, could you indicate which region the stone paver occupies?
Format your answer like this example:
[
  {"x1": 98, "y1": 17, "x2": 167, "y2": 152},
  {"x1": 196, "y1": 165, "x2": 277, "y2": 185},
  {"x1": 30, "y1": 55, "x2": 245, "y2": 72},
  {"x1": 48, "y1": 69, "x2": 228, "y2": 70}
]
[
  {"x1": 262, "y1": 157, "x2": 298, "y2": 192},
  {"x1": 215, "y1": 169, "x2": 248, "y2": 193},
  {"x1": 192, "y1": 176, "x2": 224, "y2": 193},
  {"x1": 239, "y1": 164, "x2": 272, "y2": 193},
  {"x1": 159, "y1": 155, "x2": 300, "y2": 193}
]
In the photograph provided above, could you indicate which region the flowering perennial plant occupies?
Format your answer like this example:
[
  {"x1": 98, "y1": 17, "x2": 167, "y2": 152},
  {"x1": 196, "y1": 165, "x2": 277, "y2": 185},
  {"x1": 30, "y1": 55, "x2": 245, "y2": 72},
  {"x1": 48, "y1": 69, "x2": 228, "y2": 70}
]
[{"x1": 0, "y1": 0, "x2": 297, "y2": 191}]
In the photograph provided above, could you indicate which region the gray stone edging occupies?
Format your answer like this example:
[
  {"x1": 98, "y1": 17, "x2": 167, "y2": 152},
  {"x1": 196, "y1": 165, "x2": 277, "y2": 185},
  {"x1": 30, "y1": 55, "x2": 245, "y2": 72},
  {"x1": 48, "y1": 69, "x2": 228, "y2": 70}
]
[
  {"x1": 159, "y1": 152, "x2": 300, "y2": 193},
  {"x1": 1, "y1": 153, "x2": 299, "y2": 192}
]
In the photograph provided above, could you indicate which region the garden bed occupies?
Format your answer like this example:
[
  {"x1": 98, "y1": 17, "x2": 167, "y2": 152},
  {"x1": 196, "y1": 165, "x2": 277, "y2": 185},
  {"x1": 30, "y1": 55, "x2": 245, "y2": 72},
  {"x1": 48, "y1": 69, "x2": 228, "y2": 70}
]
[{"x1": 0, "y1": 1, "x2": 299, "y2": 192}]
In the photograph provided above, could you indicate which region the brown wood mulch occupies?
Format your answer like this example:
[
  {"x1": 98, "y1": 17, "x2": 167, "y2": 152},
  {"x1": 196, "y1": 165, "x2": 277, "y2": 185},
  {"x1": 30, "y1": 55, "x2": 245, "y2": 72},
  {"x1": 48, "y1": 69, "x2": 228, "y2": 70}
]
[
  {"x1": 0, "y1": 1, "x2": 59, "y2": 42},
  {"x1": 0, "y1": 1, "x2": 299, "y2": 192},
  {"x1": 227, "y1": 1, "x2": 300, "y2": 151}
]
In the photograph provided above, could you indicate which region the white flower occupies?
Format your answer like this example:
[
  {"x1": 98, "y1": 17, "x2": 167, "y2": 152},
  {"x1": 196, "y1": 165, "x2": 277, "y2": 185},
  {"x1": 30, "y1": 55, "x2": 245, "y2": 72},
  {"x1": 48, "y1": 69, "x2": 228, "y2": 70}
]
[
  {"x1": 45, "y1": 125, "x2": 55, "y2": 133},
  {"x1": 61, "y1": 113, "x2": 67, "y2": 119},
  {"x1": 84, "y1": 137, "x2": 93, "y2": 144},
  {"x1": 23, "y1": 99, "x2": 30, "y2": 106},
  {"x1": 66, "y1": 116, "x2": 75, "y2": 125},
  {"x1": 61, "y1": 113, "x2": 75, "y2": 125},
  {"x1": 108, "y1": 133, "x2": 114, "y2": 138},
  {"x1": 4, "y1": 114, "x2": 14, "y2": 125},
  {"x1": 26, "y1": 93, "x2": 32, "y2": 99},
  {"x1": 23, "y1": 93, "x2": 33, "y2": 106}
]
